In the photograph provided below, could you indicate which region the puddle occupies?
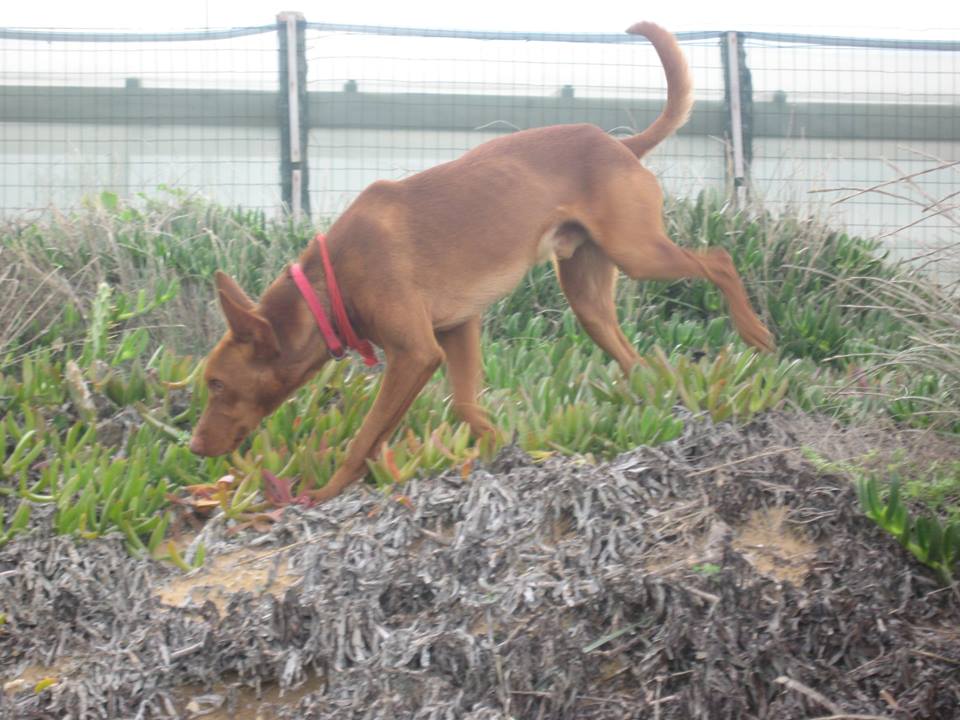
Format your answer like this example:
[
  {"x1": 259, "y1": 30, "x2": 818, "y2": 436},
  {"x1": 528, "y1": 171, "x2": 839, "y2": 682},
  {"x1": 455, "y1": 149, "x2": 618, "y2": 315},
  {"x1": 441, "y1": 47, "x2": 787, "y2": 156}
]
[
  {"x1": 732, "y1": 506, "x2": 819, "y2": 584},
  {"x1": 156, "y1": 547, "x2": 299, "y2": 615},
  {"x1": 176, "y1": 677, "x2": 323, "y2": 720}
]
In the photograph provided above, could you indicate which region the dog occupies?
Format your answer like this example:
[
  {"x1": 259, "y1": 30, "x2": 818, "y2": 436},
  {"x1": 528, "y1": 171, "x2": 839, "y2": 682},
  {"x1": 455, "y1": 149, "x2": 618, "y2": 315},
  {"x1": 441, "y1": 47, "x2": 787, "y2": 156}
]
[{"x1": 189, "y1": 22, "x2": 774, "y2": 502}]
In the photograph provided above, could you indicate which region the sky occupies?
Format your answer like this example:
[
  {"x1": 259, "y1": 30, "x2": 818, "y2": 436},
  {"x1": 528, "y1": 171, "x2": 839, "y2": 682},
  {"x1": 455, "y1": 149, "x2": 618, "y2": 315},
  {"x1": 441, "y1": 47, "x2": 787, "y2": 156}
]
[{"x1": 4, "y1": 0, "x2": 960, "y2": 39}]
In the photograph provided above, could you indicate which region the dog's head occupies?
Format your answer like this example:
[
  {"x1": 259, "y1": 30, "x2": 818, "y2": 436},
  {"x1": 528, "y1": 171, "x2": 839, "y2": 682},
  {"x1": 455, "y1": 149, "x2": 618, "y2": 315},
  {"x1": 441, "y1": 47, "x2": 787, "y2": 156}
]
[{"x1": 189, "y1": 271, "x2": 312, "y2": 457}]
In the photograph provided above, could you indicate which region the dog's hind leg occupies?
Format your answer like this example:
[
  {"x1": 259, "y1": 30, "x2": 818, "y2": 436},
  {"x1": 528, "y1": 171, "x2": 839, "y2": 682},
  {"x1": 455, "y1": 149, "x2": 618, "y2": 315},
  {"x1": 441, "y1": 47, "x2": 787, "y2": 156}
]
[
  {"x1": 436, "y1": 316, "x2": 495, "y2": 438},
  {"x1": 605, "y1": 231, "x2": 773, "y2": 352},
  {"x1": 556, "y1": 240, "x2": 642, "y2": 375},
  {"x1": 582, "y1": 176, "x2": 773, "y2": 352},
  {"x1": 617, "y1": 235, "x2": 774, "y2": 351}
]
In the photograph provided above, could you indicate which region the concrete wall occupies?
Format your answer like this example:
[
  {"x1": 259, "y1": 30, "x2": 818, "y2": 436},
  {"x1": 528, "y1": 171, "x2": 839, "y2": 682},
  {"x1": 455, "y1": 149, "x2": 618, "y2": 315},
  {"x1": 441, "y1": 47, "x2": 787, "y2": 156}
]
[{"x1": 1, "y1": 86, "x2": 957, "y2": 273}]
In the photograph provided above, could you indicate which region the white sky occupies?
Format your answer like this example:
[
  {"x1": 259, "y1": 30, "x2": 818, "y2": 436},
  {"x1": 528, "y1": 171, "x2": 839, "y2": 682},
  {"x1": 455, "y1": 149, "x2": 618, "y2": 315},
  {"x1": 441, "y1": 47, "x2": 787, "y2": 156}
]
[{"x1": 4, "y1": 0, "x2": 960, "y2": 39}]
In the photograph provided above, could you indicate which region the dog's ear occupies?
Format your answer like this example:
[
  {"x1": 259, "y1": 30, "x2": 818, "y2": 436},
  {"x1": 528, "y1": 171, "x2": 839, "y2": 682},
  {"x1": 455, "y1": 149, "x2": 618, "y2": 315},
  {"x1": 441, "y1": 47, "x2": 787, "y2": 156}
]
[
  {"x1": 215, "y1": 270, "x2": 256, "y2": 310},
  {"x1": 215, "y1": 271, "x2": 280, "y2": 357}
]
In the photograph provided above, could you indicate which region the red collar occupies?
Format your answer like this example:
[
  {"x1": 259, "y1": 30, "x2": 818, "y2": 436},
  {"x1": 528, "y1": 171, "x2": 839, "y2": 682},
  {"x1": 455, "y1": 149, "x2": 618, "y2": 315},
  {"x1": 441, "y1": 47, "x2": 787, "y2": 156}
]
[{"x1": 289, "y1": 233, "x2": 378, "y2": 367}]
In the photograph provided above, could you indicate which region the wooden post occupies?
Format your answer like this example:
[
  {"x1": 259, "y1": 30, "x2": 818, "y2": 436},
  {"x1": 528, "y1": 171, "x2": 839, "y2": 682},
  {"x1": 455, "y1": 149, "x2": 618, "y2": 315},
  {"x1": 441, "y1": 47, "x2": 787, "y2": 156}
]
[
  {"x1": 724, "y1": 31, "x2": 748, "y2": 206},
  {"x1": 277, "y1": 12, "x2": 309, "y2": 218}
]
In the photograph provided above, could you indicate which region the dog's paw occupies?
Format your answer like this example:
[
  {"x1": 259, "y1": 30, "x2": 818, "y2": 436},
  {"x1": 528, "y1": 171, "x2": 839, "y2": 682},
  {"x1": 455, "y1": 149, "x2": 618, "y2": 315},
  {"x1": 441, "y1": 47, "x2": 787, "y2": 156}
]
[{"x1": 749, "y1": 325, "x2": 776, "y2": 353}]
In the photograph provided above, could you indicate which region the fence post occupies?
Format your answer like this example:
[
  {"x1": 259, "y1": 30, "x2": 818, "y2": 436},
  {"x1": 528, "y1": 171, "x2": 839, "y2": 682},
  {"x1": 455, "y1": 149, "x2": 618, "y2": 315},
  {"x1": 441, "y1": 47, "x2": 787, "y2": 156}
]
[
  {"x1": 277, "y1": 12, "x2": 309, "y2": 218},
  {"x1": 722, "y1": 31, "x2": 753, "y2": 206}
]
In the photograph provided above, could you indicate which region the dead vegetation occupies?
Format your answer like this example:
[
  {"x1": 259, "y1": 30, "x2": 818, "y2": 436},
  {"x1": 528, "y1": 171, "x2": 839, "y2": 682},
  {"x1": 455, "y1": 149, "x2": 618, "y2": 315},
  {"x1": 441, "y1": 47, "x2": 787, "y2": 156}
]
[{"x1": 2, "y1": 412, "x2": 959, "y2": 719}]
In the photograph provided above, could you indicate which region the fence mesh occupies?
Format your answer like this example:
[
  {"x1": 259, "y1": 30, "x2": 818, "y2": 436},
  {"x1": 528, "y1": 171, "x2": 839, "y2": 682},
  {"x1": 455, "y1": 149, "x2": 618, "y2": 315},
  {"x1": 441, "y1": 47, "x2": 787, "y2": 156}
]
[
  {"x1": 1, "y1": 20, "x2": 957, "y2": 267},
  {"x1": 744, "y1": 35, "x2": 960, "y2": 262},
  {"x1": 304, "y1": 27, "x2": 728, "y2": 217},
  {"x1": 0, "y1": 27, "x2": 280, "y2": 215}
]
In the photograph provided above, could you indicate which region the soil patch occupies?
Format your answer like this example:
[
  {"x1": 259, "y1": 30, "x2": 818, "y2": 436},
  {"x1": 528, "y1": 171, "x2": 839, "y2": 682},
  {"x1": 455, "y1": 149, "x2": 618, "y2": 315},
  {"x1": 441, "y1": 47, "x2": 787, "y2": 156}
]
[
  {"x1": 172, "y1": 676, "x2": 323, "y2": 720},
  {"x1": 1, "y1": 411, "x2": 959, "y2": 719},
  {"x1": 156, "y1": 546, "x2": 298, "y2": 617},
  {"x1": 732, "y1": 506, "x2": 820, "y2": 585}
]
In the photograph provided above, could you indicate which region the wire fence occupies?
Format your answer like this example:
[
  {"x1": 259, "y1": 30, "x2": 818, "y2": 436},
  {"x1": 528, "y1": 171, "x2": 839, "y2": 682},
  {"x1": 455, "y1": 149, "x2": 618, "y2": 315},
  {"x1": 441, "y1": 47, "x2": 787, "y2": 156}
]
[
  {"x1": 1, "y1": 17, "x2": 958, "y2": 265},
  {"x1": 303, "y1": 25, "x2": 730, "y2": 218},
  {"x1": 0, "y1": 25, "x2": 280, "y2": 213}
]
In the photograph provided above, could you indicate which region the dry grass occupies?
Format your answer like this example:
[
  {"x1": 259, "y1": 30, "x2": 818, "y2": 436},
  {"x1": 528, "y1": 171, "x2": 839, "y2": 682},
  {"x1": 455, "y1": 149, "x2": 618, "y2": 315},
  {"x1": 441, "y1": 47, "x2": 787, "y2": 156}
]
[
  {"x1": 0, "y1": 244, "x2": 84, "y2": 361},
  {"x1": 0, "y1": 193, "x2": 313, "y2": 361},
  {"x1": 817, "y1": 155, "x2": 960, "y2": 428}
]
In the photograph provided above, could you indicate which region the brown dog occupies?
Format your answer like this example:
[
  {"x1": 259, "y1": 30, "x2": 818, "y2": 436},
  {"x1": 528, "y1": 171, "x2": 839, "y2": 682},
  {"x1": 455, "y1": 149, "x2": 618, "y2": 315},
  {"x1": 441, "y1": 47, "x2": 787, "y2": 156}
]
[{"x1": 190, "y1": 22, "x2": 774, "y2": 501}]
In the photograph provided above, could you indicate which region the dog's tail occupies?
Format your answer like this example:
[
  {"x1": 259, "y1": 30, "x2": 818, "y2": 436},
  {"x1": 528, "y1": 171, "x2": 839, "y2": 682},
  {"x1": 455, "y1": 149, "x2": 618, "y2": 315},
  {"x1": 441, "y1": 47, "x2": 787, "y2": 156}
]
[{"x1": 620, "y1": 22, "x2": 693, "y2": 159}]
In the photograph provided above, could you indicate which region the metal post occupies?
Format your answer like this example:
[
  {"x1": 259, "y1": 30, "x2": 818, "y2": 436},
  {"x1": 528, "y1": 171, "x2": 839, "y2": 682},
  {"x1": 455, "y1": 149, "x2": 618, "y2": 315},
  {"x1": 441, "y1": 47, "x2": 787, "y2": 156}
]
[
  {"x1": 277, "y1": 12, "x2": 309, "y2": 218},
  {"x1": 724, "y1": 31, "x2": 747, "y2": 206}
]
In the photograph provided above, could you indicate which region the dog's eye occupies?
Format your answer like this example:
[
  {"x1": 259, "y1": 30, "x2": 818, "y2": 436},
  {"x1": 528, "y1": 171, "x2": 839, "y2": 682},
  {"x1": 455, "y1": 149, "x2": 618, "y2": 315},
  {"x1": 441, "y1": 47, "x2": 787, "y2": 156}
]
[{"x1": 209, "y1": 379, "x2": 225, "y2": 394}]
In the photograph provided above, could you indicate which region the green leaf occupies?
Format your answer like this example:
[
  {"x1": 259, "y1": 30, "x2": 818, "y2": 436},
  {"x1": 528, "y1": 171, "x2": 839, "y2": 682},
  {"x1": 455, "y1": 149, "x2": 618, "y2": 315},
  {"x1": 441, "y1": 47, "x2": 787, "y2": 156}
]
[
  {"x1": 916, "y1": 517, "x2": 943, "y2": 565},
  {"x1": 9, "y1": 499, "x2": 32, "y2": 533},
  {"x1": 943, "y1": 523, "x2": 960, "y2": 566},
  {"x1": 100, "y1": 191, "x2": 119, "y2": 211},
  {"x1": 112, "y1": 328, "x2": 150, "y2": 365}
]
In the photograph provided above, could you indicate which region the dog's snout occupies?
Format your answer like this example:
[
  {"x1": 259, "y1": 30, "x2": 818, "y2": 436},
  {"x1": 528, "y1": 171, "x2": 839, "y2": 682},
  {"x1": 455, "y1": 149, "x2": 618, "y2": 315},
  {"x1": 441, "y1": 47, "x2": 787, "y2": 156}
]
[
  {"x1": 189, "y1": 434, "x2": 208, "y2": 456},
  {"x1": 188, "y1": 423, "x2": 246, "y2": 457}
]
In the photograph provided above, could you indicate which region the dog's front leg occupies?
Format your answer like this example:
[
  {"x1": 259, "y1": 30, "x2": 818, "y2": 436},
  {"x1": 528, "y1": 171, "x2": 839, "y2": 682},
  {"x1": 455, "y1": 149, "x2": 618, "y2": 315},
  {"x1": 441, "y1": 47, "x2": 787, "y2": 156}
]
[
  {"x1": 307, "y1": 343, "x2": 444, "y2": 503},
  {"x1": 436, "y1": 317, "x2": 495, "y2": 439}
]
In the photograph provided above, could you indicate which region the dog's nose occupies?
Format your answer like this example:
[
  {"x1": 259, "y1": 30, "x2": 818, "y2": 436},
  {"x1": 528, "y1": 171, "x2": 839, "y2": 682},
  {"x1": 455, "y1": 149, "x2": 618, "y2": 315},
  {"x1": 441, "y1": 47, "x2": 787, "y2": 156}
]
[{"x1": 189, "y1": 435, "x2": 206, "y2": 456}]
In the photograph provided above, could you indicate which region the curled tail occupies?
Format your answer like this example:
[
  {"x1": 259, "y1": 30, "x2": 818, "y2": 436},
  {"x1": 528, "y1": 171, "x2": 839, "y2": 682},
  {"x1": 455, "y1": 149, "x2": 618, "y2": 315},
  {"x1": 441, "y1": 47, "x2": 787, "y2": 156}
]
[{"x1": 621, "y1": 22, "x2": 694, "y2": 158}]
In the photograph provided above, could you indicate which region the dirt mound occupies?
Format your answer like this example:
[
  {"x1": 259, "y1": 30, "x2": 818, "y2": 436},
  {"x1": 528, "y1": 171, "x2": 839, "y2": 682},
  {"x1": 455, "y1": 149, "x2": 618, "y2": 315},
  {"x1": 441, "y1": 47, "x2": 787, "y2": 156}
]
[{"x1": 2, "y1": 412, "x2": 959, "y2": 719}]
